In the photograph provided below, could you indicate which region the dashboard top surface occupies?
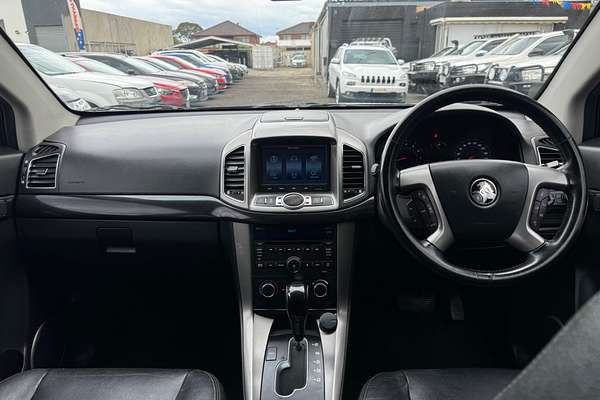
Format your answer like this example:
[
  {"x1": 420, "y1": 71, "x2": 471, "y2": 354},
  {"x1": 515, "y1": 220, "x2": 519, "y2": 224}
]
[{"x1": 22, "y1": 106, "x2": 547, "y2": 199}]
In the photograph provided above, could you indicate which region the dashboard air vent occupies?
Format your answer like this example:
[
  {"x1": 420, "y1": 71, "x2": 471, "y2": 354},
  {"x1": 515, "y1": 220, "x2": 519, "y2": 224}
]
[
  {"x1": 342, "y1": 145, "x2": 365, "y2": 200},
  {"x1": 537, "y1": 138, "x2": 563, "y2": 167},
  {"x1": 32, "y1": 144, "x2": 60, "y2": 156},
  {"x1": 224, "y1": 146, "x2": 245, "y2": 201},
  {"x1": 26, "y1": 154, "x2": 59, "y2": 189}
]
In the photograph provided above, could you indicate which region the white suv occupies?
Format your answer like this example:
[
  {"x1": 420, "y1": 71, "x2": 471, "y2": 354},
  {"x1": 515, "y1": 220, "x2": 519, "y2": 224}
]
[{"x1": 328, "y1": 44, "x2": 408, "y2": 104}]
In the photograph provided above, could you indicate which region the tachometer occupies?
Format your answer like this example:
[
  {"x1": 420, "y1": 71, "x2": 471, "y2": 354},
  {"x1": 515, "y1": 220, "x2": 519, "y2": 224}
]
[
  {"x1": 455, "y1": 140, "x2": 491, "y2": 160},
  {"x1": 396, "y1": 140, "x2": 425, "y2": 169}
]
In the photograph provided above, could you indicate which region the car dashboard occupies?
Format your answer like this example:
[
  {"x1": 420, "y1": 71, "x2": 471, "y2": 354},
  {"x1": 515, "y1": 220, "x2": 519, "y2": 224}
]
[{"x1": 13, "y1": 104, "x2": 567, "y2": 400}]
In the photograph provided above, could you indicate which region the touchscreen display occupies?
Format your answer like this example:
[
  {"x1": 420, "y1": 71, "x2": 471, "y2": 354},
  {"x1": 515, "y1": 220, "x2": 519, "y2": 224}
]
[{"x1": 260, "y1": 145, "x2": 329, "y2": 191}]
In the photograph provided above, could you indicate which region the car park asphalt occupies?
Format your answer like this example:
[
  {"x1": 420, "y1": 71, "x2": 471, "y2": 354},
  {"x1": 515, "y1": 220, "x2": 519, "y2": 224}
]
[{"x1": 205, "y1": 67, "x2": 425, "y2": 108}]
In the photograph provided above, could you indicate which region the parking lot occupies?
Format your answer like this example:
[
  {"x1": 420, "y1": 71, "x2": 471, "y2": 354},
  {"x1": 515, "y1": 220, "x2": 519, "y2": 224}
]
[{"x1": 207, "y1": 67, "x2": 425, "y2": 107}]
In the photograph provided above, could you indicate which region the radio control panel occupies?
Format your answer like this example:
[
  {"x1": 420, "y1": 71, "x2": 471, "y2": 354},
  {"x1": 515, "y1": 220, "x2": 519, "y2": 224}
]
[{"x1": 252, "y1": 225, "x2": 336, "y2": 310}]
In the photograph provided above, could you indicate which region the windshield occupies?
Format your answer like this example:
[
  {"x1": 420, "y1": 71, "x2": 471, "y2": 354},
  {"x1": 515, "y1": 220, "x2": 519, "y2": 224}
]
[
  {"x1": 493, "y1": 36, "x2": 541, "y2": 55},
  {"x1": 455, "y1": 41, "x2": 485, "y2": 55},
  {"x1": 343, "y1": 49, "x2": 397, "y2": 65},
  {"x1": 19, "y1": 46, "x2": 85, "y2": 76},
  {"x1": 6, "y1": 0, "x2": 590, "y2": 111},
  {"x1": 74, "y1": 58, "x2": 126, "y2": 75}
]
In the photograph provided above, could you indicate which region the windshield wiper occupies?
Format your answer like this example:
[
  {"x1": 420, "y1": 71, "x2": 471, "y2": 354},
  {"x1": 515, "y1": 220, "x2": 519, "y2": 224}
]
[{"x1": 88, "y1": 104, "x2": 179, "y2": 112}]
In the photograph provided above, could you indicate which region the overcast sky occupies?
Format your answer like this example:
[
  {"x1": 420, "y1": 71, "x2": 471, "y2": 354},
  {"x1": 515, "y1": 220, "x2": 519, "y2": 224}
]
[{"x1": 81, "y1": 0, "x2": 325, "y2": 38}]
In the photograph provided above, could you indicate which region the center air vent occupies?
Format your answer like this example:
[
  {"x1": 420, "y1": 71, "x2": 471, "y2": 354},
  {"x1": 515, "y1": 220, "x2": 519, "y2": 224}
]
[
  {"x1": 32, "y1": 144, "x2": 60, "y2": 156},
  {"x1": 537, "y1": 138, "x2": 563, "y2": 167},
  {"x1": 224, "y1": 146, "x2": 245, "y2": 201},
  {"x1": 342, "y1": 145, "x2": 365, "y2": 200},
  {"x1": 26, "y1": 154, "x2": 59, "y2": 189}
]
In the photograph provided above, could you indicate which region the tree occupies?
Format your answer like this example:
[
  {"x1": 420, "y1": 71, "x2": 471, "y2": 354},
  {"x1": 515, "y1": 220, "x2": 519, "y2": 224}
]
[{"x1": 173, "y1": 22, "x2": 203, "y2": 44}]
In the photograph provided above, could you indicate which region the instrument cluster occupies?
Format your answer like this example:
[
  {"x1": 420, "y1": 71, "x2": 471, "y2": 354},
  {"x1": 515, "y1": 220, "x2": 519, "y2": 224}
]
[{"x1": 392, "y1": 112, "x2": 522, "y2": 169}]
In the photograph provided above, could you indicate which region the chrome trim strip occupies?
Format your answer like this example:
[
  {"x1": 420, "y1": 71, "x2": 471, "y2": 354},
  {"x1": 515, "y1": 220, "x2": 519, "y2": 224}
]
[
  {"x1": 233, "y1": 222, "x2": 274, "y2": 400},
  {"x1": 319, "y1": 222, "x2": 354, "y2": 400}
]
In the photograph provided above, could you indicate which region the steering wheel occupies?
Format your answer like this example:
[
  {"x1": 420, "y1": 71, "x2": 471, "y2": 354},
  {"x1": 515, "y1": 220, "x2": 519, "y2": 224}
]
[{"x1": 378, "y1": 85, "x2": 587, "y2": 283}]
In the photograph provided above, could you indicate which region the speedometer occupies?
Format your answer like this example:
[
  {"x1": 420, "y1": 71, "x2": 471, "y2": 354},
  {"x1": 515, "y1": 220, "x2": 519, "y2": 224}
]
[
  {"x1": 396, "y1": 140, "x2": 424, "y2": 169},
  {"x1": 455, "y1": 140, "x2": 491, "y2": 160}
]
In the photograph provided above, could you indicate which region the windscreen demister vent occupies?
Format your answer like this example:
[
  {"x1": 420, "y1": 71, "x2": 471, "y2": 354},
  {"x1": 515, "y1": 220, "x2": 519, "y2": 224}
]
[
  {"x1": 224, "y1": 146, "x2": 245, "y2": 201},
  {"x1": 32, "y1": 144, "x2": 60, "y2": 156},
  {"x1": 26, "y1": 154, "x2": 59, "y2": 189},
  {"x1": 342, "y1": 145, "x2": 365, "y2": 200}
]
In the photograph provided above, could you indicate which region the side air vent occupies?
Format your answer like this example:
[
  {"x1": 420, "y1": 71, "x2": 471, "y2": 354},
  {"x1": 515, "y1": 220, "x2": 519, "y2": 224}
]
[
  {"x1": 26, "y1": 154, "x2": 59, "y2": 189},
  {"x1": 342, "y1": 145, "x2": 365, "y2": 200},
  {"x1": 224, "y1": 146, "x2": 245, "y2": 201},
  {"x1": 537, "y1": 138, "x2": 563, "y2": 167},
  {"x1": 32, "y1": 144, "x2": 60, "y2": 156}
]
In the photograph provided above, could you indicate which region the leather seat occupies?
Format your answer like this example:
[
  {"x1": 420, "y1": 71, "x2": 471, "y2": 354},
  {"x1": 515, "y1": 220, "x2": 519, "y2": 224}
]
[
  {"x1": 359, "y1": 368, "x2": 518, "y2": 400},
  {"x1": 361, "y1": 289, "x2": 600, "y2": 400},
  {"x1": 0, "y1": 369, "x2": 224, "y2": 400}
]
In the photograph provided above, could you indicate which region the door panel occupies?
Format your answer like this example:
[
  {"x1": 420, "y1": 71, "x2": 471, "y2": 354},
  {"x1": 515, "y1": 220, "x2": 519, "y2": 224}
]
[{"x1": 0, "y1": 147, "x2": 26, "y2": 380}]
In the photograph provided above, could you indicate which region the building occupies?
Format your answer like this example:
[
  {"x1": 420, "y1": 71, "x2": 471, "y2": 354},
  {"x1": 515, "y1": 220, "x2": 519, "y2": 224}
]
[
  {"x1": 1, "y1": 0, "x2": 172, "y2": 54},
  {"x1": 312, "y1": 0, "x2": 588, "y2": 81},
  {"x1": 277, "y1": 21, "x2": 314, "y2": 67},
  {"x1": 0, "y1": 0, "x2": 30, "y2": 44},
  {"x1": 191, "y1": 20, "x2": 260, "y2": 45},
  {"x1": 67, "y1": 9, "x2": 173, "y2": 55}
]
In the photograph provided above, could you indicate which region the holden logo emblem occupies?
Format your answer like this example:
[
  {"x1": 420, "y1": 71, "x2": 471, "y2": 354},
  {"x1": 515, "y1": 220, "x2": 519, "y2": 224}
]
[{"x1": 470, "y1": 178, "x2": 498, "y2": 207}]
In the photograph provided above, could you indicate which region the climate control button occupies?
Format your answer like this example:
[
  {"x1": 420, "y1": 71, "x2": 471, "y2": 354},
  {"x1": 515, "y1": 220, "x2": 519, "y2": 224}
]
[
  {"x1": 259, "y1": 282, "x2": 277, "y2": 299},
  {"x1": 313, "y1": 280, "x2": 329, "y2": 298}
]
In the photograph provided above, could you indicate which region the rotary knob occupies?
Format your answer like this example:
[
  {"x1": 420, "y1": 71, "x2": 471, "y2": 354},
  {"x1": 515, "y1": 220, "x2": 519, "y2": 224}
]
[
  {"x1": 259, "y1": 282, "x2": 276, "y2": 299},
  {"x1": 313, "y1": 280, "x2": 328, "y2": 298},
  {"x1": 282, "y1": 193, "x2": 305, "y2": 209},
  {"x1": 286, "y1": 256, "x2": 302, "y2": 274}
]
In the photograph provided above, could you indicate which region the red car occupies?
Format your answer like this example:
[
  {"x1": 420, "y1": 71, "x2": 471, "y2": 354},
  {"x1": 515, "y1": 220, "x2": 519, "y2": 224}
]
[
  {"x1": 148, "y1": 55, "x2": 227, "y2": 91},
  {"x1": 66, "y1": 56, "x2": 190, "y2": 108}
]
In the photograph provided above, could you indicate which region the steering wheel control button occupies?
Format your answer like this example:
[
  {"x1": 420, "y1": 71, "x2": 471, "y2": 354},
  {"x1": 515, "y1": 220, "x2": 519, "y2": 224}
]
[
  {"x1": 469, "y1": 178, "x2": 499, "y2": 207},
  {"x1": 259, "y1": 282, "x2": 277, "y2": 299},
  {"x1": 286, "y1": 256, "x2": 302, "y2": 274},
  {"x1": 281, "y1": 193, "x2": 307, "y2": 209}
]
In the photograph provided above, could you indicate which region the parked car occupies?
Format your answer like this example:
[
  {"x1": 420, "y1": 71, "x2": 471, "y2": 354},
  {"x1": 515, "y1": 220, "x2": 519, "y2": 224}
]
[
  {"x1": 156, "y1": 50, "x2": 235, "y2": 83},
  {"x1": 441, "y1": 30, "x2": 575, "y2": 89},
  {"x1": 18, "y1": 44, "x2": 160, "y2": 108},
  {"x1": 69, "y1": 53, "x2": 209, "y2": 106},
  {"x1": 147, "y1": 55, "x2": 227, "y2": 92},
  {"x1": 290, "y1": 54, "x2": 307, "y2": 68},
  {"x1": 409, "y1": 37, "x2": 509, "y2": 94},
  {"x1": 63, "y1": 55, "x2": 201, "y2": 108},
  {"x1": 49, "y1": 84, "x2": 91, "y2": 111},
  {"x1": 485, "y1": 44, "x2": 568, "y2": 95},
  {"x1": 206, "y1": 54, "x2": 248, "y2": 75},
  {"x1": 135, "y1": 56, "x2": 219, "y2": 97},
  {"x1": 328, "y1": 42, "x2": 408, "y2": 104}
]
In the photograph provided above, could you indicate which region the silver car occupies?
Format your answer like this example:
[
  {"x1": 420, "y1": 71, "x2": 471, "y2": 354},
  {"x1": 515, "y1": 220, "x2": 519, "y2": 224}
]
[{"x1": 18, "y1": 44, "x2": 160, "y2": 108}]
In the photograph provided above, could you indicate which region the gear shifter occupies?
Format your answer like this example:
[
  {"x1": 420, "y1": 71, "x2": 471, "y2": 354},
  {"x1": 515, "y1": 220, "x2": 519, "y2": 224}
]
[{"x1": 286, "y1": 282, "x2": 307, "y2": 350}]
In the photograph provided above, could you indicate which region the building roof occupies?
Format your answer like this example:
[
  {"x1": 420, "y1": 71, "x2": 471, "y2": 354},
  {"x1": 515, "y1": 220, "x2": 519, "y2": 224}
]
[
  {"x1": 172, "y1": 36, "x2": 256, "y2": 49},
  {"x1": 192, "y1": 20, "x2": 259, "y2": 38},
  {"x1": 277, "y1": 22, "x2": 314, "y2": 36}
]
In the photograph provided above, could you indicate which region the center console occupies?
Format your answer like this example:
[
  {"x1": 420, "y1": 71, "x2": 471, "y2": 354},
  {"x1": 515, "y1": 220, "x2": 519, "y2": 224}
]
[
  {"x1": 225, "y1": 111, "x2": 364, "y2": 400},
  {"x1": 253, "y1": 224, "x2": 336, "y2": 311}
]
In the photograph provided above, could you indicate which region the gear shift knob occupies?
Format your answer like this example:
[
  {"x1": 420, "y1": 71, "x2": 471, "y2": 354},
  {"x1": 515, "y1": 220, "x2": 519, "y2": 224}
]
[{"x1": 286, "y1": 282, "x2": 307, "y2": 348}]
